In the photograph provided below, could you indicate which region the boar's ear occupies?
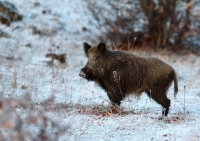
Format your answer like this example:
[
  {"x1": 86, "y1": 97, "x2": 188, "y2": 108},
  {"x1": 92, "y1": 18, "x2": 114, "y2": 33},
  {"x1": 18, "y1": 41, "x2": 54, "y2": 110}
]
[
  {"x1": 97, "y1": 43, "x2": 106, "y2": 55},
  {"x1": 83, "y1": 42, "x2": 91, "y2": 57}
]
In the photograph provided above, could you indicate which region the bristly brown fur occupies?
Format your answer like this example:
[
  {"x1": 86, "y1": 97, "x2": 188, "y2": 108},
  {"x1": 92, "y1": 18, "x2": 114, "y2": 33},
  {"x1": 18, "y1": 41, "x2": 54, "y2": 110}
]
[{"x1": 80, "y1": 42, "x2": 178, "y2": 116}]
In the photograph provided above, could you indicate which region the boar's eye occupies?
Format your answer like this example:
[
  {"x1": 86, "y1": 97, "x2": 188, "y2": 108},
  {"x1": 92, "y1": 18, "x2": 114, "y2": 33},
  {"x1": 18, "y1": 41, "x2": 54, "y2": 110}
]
[{"x1": 94, "y1": 56, "x2": 99, "y2": 61}]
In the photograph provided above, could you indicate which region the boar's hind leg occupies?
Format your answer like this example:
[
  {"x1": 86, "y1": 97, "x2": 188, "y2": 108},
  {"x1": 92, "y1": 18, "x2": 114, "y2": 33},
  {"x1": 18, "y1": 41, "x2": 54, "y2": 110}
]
[{"x1": 148, "y1": 89, "x2": 170, "y2": 116}]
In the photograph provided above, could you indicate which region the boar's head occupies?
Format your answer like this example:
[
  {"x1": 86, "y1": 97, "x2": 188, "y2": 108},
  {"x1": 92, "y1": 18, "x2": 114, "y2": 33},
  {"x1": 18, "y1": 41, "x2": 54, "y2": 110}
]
[{"x1": 79, "y1": 42, "x2": 107, "y2": 81}]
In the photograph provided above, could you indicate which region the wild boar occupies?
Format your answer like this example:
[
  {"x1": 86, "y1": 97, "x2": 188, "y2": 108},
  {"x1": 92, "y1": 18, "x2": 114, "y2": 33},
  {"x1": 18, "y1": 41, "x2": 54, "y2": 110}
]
[{"x1": 79, "y1": 42, "x2": 178, "y2": 116}]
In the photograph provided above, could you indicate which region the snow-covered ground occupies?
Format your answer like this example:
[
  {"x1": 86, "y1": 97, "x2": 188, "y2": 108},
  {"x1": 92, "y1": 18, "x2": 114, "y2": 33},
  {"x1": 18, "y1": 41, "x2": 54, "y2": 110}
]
[{"x1": 0, "y1": 0, "x2": 200, "y2": 140}]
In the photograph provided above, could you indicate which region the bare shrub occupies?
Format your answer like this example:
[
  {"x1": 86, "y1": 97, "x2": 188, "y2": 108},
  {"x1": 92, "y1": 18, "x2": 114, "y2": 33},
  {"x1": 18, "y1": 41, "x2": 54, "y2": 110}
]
[
  {"x1": 85, "y1": 0, "x2": 200, "y2": 53},
  {"x1": 46, "y1": 53, "x2": 67, "y2": 64},
  {"x1": 0, "y1": 93, "x2": 69, "y2": 141},
  {"x1": 0, "y1": 1, "x2": 22, "y2": 26}
]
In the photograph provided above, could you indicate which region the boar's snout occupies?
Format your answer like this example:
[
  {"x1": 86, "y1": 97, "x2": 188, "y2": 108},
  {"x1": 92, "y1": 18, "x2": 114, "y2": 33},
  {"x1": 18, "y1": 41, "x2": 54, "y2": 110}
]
[
  {"x1": 79, "y1": 71, "x2": 86, "y2": 78},
  {"x1": 79, "y1": 66, "x2": 94, "y2": 80}
]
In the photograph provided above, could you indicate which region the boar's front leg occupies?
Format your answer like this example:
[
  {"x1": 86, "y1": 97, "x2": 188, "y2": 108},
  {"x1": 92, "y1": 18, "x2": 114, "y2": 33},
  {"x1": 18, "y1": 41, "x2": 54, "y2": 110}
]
[
  {"x1": 98, "y1": 80, "x2": 125, "y2": 105},
  {"x1": 106, "y1": 90, "x2": 125, "y2": 106},
  {"x1": 105, "y1": 90, "x2": 126, "y2": 114}
]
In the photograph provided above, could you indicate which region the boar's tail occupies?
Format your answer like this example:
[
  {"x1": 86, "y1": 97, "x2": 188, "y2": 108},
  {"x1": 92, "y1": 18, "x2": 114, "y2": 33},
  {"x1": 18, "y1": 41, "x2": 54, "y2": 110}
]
[{"x1": 174, "y1": 71, "x2": 178, "y2": 99}]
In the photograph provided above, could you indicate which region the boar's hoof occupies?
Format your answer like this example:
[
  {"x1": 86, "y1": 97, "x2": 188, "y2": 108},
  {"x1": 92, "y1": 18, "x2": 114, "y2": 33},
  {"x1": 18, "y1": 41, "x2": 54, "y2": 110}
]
[{"x1": 79, "y1": 71, "x2": 86, "y2": 78}]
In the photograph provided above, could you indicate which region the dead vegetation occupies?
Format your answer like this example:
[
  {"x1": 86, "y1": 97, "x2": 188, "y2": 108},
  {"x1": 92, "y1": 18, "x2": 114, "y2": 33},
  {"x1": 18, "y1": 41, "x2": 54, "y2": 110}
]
[
  {"x1": 46, "y1": 53, "x2": 67, "y2": 64},
  {"x1": 0, "y1": 94, "x2": 69, "y2": 141},
  {"x1": 76, "y1": 105, "x2": 134, "y2": 116},
  {"x1": 85, "y1": 0, "x2": 200, "y2": 53},
  {"x1": 64, "y1": 103, "x2": 192, "y2": 125},
  {"x1": 0, "y1": 1, "x2": 22, "y2": 26}
]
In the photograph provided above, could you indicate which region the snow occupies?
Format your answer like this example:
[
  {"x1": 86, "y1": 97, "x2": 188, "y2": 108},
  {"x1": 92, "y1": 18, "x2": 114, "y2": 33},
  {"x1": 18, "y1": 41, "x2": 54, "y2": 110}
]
[{"x1": 0, "y1": 0, "x2": 200, "y2": 141}]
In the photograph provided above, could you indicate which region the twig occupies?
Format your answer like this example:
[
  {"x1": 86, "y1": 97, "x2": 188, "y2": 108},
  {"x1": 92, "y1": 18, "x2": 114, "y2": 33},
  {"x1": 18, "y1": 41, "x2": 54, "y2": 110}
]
[
  {"x1": 132, "y1": 37, "x2": 137, "y2": 49},
  {"x1": 64, "y1": 78, "x2": 67, "y2": 104},
  {"x1": 113, "y1": 71, "x2": 123, "y2": 95},
  {"x1": 69, "y1": 87, "x2": 73, "y2": 109},
  {"x1": 184, "y1": 85, "x2": 186, "y2": 116}
]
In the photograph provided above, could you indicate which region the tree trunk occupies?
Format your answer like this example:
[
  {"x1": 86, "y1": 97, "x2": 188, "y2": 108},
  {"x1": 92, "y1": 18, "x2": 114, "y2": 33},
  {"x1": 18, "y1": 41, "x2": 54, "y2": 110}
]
[{"x1": 140, "y1": 0, "x2": 191, "y2": 49}]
